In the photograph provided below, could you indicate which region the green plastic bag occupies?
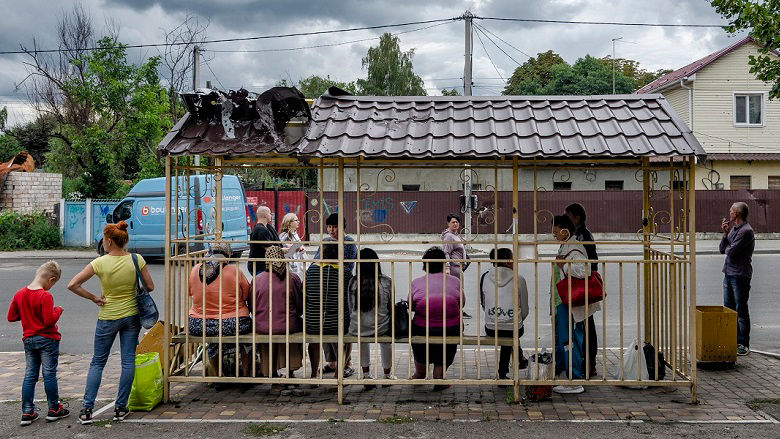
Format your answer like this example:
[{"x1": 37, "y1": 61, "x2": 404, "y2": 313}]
[{"x1": 128, "y1": 352, "x2": 163, "y2": 411}]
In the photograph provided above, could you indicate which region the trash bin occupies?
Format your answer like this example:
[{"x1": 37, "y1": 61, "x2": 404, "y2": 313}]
[{"x1": 696, "y1": 306, "x2": 737, "y2": 363}]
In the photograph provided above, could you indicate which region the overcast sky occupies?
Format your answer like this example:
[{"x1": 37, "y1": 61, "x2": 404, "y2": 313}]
[{"x1": 0, "y1": 0, "x2": 743, "y2": 126}]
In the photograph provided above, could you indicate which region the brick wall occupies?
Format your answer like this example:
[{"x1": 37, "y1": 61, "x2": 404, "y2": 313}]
[{"x1": 0, "y1": 172, "x2": 62, "y2": 214}]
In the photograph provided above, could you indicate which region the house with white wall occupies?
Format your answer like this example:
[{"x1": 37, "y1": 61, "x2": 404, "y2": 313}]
[{"x1": 637, "y1": 36, "x2": 780, "y2": 190}]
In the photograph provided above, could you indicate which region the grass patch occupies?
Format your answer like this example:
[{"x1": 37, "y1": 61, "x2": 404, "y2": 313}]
[
  {"x1": 504, "y1": 388, "x2": 517, "y2": 405},
  {"x1": 378, "y1": 416, "x2": 414, "y2": 424},
  {"x1": 92, "y1": 419, "x2": 113, "y2": 427},
  {"x1": 2, "y1": 400, "x2": 21, "y2": 406},
  {"x1": 243, "y1": 423, "x2": 287, "y2": 437},
  {"x1": 327, "y1": 417, "x2": 344, "y2": 423},
  {"x1": 747, "y1": 398, "x2": 780, "y2": 411}
]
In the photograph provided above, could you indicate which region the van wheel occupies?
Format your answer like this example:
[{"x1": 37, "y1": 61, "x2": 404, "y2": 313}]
[{"x1": 96, "y1": 239, "x2": 106, "y2": 256}]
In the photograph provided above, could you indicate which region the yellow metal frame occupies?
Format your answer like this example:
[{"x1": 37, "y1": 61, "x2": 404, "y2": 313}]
[{"x1": 161, "y1": 154, "x2": 697, "y2": 404}]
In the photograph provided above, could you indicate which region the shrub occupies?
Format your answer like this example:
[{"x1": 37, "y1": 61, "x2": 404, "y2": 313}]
[{"x1": 0, "y1": 211, "x2": 61, "y2": 250}]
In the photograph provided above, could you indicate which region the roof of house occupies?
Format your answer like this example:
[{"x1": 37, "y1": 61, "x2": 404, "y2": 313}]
[
  {"x1": 636, "y1": 36, "x2": 760, "y2": 94},
  {"x1": 296, "y1": 92, "x2": 704, "y2": 159}
]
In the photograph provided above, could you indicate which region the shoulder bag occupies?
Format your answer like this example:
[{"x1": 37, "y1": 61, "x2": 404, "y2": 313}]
[{"x1": 131, "y1": 253, "x2": 159, "y2": 329}]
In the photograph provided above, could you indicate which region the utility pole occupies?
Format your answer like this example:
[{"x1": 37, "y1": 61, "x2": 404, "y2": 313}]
[
  {"x1": 463, "y1": 11, "x2": 473, "y2": 239},
  {"x1": 193, "y1": 45, "x2": 201, "y2": 170},
  {"x1": 612, "y1": 37, "x2": 622, "y2": 94}
]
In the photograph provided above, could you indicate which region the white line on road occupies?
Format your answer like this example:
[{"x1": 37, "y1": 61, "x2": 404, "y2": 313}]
[
  {"x1": 122, "y1": 418, "x2": 779, "y2": 425},
  {"x1": 93, "y1": 400, "x2": 116, "y2": 417}
]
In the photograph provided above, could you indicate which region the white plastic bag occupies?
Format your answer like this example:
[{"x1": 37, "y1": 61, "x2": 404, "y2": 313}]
[{"x1": 614, "y1": 338, "x2": 648, "y2": 388}]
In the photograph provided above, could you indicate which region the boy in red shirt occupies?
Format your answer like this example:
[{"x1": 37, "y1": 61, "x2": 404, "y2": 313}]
[{"x1": 7, "y1": 261, "x2": 69, "y2": 426}]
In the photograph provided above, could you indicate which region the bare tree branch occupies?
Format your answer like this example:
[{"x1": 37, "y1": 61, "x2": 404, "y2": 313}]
[{"x1": 159, "y1": 14, "x2": 209, "y2": 121}]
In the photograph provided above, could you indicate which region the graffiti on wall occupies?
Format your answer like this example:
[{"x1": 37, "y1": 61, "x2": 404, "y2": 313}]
[{"x1": 400, "y1": 200, "x2": 417, "y2": 214}]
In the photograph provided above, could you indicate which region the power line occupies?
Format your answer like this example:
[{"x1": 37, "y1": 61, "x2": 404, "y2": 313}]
[
  {"x1": 472, "y1": 23, "x2": 524, "y2": 67},
  {"x1": 478, "y1": 16, "x2": 725, "y2": 28},
  {"x1": 202, "y1": 58, "x2": 226, "y2": 90},
  {"x1": 0, "y1": 17, "x2": 458, "y2": 55},
  {"x1": 474, "y1": 23, "x2": 531, "y2": 60},
  {"x1": 207, "y1": 22, "x2": 451, "y2": 53},
  {"x1": 472, "y1": 26, "x2": 505, "y2": 82}
]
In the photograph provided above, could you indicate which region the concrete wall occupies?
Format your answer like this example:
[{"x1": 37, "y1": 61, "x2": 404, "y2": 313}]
[{"x1": 0, "y1": 172, "x2": 62, "y2": 214}]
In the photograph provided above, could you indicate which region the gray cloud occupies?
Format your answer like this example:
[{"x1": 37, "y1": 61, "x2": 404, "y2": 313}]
[{"x1": 0, "y1": 0, "x2": 744, "y2": 126}]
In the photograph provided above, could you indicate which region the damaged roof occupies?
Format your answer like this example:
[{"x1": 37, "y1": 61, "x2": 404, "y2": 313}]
[
  {"x1": 158, "y1": 87, "x2": 704, "y2": 159},
  {"x1": 297, "y1": 92, "x2": 704, "y2": 159}
]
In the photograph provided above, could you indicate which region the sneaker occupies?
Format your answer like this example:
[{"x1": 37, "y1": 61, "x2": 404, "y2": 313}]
[
  {"x1": 342, "y1": 366, "x2": 355, "y2": 379},
  {"x1": 46, "y1": 402, "x2": 70, "y2": 422},
  {"x1": 462, "y1": 311, "x2": 472, "y2": 319},
  {"x1": 20, "y1": 410, "x2": 39, "y2": 426},
  {"x1": 498, "y1": 373, "x2": 509, "y2": 389},
  {"x1": 381, "y1": 373, "x2": 396, "y2": 388},
  {"x1": 78, "y1": 407, "x2": 93, "y2": 425},
  {"x1": 553, "y1": 385, "x2": 585, "y2": 394},
  {"x1": 113, "y1": 406, "x2": 130, "y2": 422},
  {"x1": 737, "y1": 344, "x2": 750, "y2": 356}
]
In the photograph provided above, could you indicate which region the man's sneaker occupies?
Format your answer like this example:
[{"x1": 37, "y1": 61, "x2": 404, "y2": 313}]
[
  {"x1": 552, "y1": 385, "x2": 585, "y2": 394},
  {"x1": 737, "y1": 344, "x2": 750, "y2": 356},
  {"x1": 113, "y1": 406, "x2": 130, "y2": 422},
  {"x1": 462, "y1": 311, "x2": 472, "y2": 319},
  {"x1": 46, "y1": 402, "x2": 70, "y2": 422},
  {"x1": 78, "y1": 407, "x2": 93, "y2": 425},
  {"x1": 20, "y1": 410, "x2": 39, "y2": 426}
]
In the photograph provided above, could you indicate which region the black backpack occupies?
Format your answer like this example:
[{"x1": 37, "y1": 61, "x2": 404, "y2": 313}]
[{"x1": 643, "y1": 342, "x2": 666, "y2": 380}]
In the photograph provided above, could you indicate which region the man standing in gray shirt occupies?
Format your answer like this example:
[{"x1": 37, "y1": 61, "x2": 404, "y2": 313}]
[{"x1": 719, "y1": 201, "x2": 755, "y2": 356}]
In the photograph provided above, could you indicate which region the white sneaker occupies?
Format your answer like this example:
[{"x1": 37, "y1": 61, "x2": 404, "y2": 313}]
[{"x1": 553, "y1": 385, "x2": 585, "y2": 394}]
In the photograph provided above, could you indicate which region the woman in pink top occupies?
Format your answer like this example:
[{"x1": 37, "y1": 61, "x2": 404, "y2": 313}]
[
  {"x1": 253, "y1": 246, "x2": 304, "y2": 377},
  {"x1": 187, "y1": 242, "x2": 251, "y2": 376},
  {"x1": 409, "y1": 247, "x2": 464, "y2": 389}
]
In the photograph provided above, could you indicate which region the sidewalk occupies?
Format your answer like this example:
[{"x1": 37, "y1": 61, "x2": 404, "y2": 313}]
[
  {"x1": 1, "y1": 350, "x2": 777, "y2": 424},
  {"x1": 2, "y1": 238, "x2": 779, "y2": 260}
]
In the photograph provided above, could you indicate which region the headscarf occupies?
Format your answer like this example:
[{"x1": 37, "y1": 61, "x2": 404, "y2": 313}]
[
  {"x1": 200, "y1": 242, "x2": 232, "y2": 285},
  {"x1": 265, "y1": 245, "x2": 287, "y2": 279}
]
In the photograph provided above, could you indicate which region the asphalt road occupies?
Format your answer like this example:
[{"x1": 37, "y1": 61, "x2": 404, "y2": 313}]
[{"x1": 0, "y1": 254, "x2": 778, "y2": 354}]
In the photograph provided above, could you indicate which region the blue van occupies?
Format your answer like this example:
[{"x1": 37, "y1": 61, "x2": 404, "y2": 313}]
[{"x1": 101, "y1": 175, "x2": 251, "y2": 257}]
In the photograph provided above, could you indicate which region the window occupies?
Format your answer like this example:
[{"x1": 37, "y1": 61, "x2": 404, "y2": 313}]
[
  {"x1": 553, "y1": 182, "x2": 572, "y2": 191},
  {"x1": 734, "y1": 93, "x2": 763, "y2": 126},
  {"x1": 114, "y1": 200, "x2": 133, "y2": 222},
  {"x1": 730, "y1": 176, "x2": 751, "y2": 190},
  {"x1": 604, "y1": 180, "x2": 624, "y2": 191},
  {"x1": 402, "y1": 184, "x2": 420, "y2": 191},
  {"x1": 769, "y1": 176, "x2": 780, "y2": 190}
]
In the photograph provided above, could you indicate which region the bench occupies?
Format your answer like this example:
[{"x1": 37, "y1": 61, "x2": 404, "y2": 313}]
[{"x1": 171, "y1": 333, "x2": 519, "y2": 346}]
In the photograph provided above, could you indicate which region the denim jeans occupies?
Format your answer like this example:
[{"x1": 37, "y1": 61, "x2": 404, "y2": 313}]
[
  {"x1": 82, "y1": 315, "x2": 140, "y2": 409},
  {"x1": 22, "y1": 336, "x2": 60, "y2": 413},
  {"x1": 723, "y1": 275, "x2": 751, "y2": 347},
  {"x1": 554, "y1": 304, "x2": 585, "y2": 379}
]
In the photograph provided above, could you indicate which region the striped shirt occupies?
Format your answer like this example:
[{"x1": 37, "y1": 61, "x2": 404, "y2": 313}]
[{"x1": 304, "y1": 263, "x2": 350, "y2": 335}]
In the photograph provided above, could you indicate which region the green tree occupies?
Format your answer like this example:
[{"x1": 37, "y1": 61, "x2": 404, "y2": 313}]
[
  {"x1": 712, "y1": 0, "x2": 780, "y2": 99},
  {"x1": 297, "y1": 75, "x2": 357, "y2": 98},
  {"x1": 598, "y1": 56, "x2": 672, "y2": 89},
  {"x1": 441, "y1": 88, "x2": 461, "y2": 96},
  {"x1": 503, "y1": 50, "x2": 566, "y2": 95},
  {"x1": 357, "y1": 33, "x2": 426, "y2": 96},
  {"x1": 543, "y1": 55, "x2": 635, "y2": 94},
  {"x1": 4, "y1": 115, "x2": 56, "y2": 168},
  {"x1": 22, "y1": 6, "x2": 170, "y2": 198}
]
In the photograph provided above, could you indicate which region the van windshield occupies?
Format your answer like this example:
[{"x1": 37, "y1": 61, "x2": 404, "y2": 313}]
[{"x1": 114, "y1": 200, "x2": 133, "y2": 222}]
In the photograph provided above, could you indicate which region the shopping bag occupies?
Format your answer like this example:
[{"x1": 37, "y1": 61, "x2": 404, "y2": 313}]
[
  {"x1": 128, "y1": 352, "x2": 163, "y2": 411},
  {"x1": 525, "y1": 352, "x2": 554, "y2": 401},
  {"x1": 614, "y1": 338, "x2": 649, "y2": 388}
]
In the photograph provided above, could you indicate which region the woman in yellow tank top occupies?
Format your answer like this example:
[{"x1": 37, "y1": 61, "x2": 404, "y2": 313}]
[{"x1": 67, "y1": 221, "x2": 154, "y2": 424}]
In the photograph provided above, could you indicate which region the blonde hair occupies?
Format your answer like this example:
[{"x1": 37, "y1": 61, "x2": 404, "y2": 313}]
[
  {"x1": 36, "y1": 261, "x2": 61, "y2": 281},
  {"x1": 280, "y1": 213, "x2": 299, "y2": 235}
]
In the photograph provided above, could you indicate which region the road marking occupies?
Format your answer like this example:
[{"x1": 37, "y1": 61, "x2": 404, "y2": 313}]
[
  {"x1": 93, "y1": 400, "x2": 116, "y2": 417},
  {"x1": 124, "y1": 418, "x2": 777, "y2": 425}
]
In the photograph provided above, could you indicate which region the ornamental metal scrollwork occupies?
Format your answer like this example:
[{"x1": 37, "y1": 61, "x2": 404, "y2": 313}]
[{"x1": 358, "y1": 168, "x2": 396, "y2": 197}]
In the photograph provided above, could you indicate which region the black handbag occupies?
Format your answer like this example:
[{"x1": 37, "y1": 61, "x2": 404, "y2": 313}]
[
  {"x1": 393, "y1": 300, "x2": 410, "y2": 339},
  {"x1": 131, "y1": 253, "x2": 159, "y2": 329}
]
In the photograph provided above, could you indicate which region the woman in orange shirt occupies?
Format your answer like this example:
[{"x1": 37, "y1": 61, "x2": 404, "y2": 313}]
[{"x1": 188, "y1": 242, "x2": 251, "y2": 376}]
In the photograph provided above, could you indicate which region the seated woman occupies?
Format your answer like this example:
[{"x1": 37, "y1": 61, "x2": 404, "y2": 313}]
[
  {"x1": 409, "y1": 246, "x2": 464, "y2": 390},
  {"x1": 254, "y1": 246, "x2": 304, "y2": 378},
  {"x1": 348, "y1": 248, "x2": 393, "y2": 387},
  {"x1": 188, "y1": 242, "x2": 251, "y2": 376},
  {"x1": 550, "y1": 215, "x2": 600, "y2": 395}
]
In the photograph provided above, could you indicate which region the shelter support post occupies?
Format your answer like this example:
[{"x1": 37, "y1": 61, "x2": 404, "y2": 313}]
[
  {"x1": 688, "y1": 157, "x2": 698, "y2": 402},
  {"x1": 337, "y1": 158, "x2": 345, "y2": 404},
  {"x1": 511, "y1": 158, "x2": 520, "y2": 401},
  {"x1": 163, "y1": 155, "x2": 172, "y2": 402},
  {"x1": 642, "y1": 157, "x2": 651, "y2": 341}
]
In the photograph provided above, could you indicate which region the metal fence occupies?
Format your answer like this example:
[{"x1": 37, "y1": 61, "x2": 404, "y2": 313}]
[
  {"x1": 61, "y1": 199, "x2": 121, "y2": 247},
  {"x1": 163, "y1": 157, "x2": 697, "y2": 404}
]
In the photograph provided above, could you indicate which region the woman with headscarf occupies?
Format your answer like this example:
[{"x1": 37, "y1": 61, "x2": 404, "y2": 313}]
[
  {"x1": 253, "y1": 245, "x2": 304, "y2": 378},
  {"x1": 187, "y1": 242, "x2": 252, "y2": 377}
]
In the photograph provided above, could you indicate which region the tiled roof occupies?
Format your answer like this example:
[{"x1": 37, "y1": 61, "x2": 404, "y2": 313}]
[
  {"x1": 706, "y1": 153, "x2": 780, "y2": 161},
  {"x1": 636, "y1": 36, "x2": 756, "y2": 94},
  {"x1": 297, "y1": 93, "x2": 704, "y2": 159}
]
